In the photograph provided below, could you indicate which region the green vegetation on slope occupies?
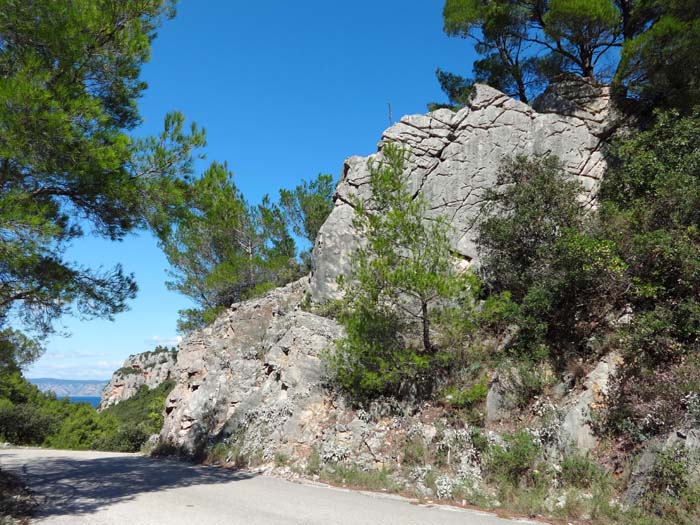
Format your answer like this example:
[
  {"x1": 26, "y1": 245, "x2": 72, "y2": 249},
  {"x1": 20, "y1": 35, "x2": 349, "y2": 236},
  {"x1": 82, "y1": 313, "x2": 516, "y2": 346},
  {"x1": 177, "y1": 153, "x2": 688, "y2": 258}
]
[
  {"x1": 325, "y1": 144, "x2": 479, "y2": 400},
  {"x1": 0, "y1": 368, "x2": 173, "y2": 453}
]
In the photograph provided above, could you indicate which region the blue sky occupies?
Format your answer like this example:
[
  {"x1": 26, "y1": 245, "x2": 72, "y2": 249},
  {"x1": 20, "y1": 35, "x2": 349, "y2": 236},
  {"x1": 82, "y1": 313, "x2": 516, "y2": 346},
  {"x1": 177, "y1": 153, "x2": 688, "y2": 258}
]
[{"x1": 27, "y1": 0, "x2": 476, "y2": 380}]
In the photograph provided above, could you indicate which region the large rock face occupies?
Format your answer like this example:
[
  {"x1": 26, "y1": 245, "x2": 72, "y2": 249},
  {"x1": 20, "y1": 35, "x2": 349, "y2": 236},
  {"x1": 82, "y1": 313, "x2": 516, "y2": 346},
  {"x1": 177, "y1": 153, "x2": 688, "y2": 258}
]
[
  {"x1": 160, "y1": 278, "x2": 345, "y2": 453},
  {"x1": 558, "y1": 352, "x2": 622, "y2": 451},
  {"x1": 98, "y1": 348, "x2": 177, "y2": 410},
  {"x1": 158, "y1": 278, "x2": 488, "y2": 497},
  {"x1": 158, "y1": 79, "x2": 620, "y2": 454},
  {"x1": 310, "y1": 79, "x2": 616, "y2": 301}
]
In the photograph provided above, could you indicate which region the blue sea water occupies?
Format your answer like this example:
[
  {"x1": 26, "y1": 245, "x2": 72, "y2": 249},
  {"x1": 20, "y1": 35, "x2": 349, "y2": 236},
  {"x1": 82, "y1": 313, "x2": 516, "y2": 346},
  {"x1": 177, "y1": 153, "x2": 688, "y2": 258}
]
[{"x1": 66, "y1": 396, "x2": 101, "y2": 408}]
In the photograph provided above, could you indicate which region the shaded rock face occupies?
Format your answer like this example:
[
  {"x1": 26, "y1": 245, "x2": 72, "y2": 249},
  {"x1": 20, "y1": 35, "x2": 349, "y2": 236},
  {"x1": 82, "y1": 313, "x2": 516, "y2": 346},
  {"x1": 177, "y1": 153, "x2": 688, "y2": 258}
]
[
  {"x1": 98, "y1": 349, "x2": 178, "y2": 410},
  {"x1": 310, "y1": 80, "x2": 617, "y2": 302}
]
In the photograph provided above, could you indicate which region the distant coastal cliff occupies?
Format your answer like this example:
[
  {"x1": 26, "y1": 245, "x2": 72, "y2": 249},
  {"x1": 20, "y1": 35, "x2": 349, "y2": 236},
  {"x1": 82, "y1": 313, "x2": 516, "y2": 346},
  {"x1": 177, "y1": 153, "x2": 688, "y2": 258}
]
[
  {"x1": 28, "y1": 378, "x2": 107, "y2": 398},
  {"x1": 98, "y1": 347, "x2": 178, "y2": 410}
]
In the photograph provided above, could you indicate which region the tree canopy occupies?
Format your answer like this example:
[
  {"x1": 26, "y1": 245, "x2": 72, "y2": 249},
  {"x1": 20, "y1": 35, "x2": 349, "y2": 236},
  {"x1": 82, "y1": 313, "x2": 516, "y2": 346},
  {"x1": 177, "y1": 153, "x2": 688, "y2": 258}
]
[
  {"x1": 328, "y1": 144, "x2": 477, "y2": 399},
  {"x1": 160, "y1": 162, "x2": 301, "y2": 332},
  {"x1": 0, "y1": 0, "x2": 205, "y2": 365},
  {"x1": 437, "y1": 0, "x2": 700, "y2": 110},
  {"x1": 279, "y1": 174, "x2": 335, "y2": 269}
]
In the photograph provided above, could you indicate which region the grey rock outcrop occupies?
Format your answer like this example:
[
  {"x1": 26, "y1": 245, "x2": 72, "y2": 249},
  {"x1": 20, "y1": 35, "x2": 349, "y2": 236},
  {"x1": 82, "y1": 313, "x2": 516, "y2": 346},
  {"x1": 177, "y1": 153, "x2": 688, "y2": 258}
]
[
  {"x1": 485, "y1": 367, "x2": 524, "y2": 424},
  {"x1": 159, "y1": 277, "x2": 345, "y2": 454},
  {"x1": 625, "y1": 428, "x2": 700, "y2": 503},
  {"x1": 157, "y1": 277, "x2": 486, "y2": 497},
  {"x1": 98, "y1": 348, "x2": 177, "y2": 410},
  {"x1": 557, "y1": 352, "x2": 622, "y2": 452},
  {"x1": 311, "y1": 79, "x2": 617, "y2": 302},
  {"x1": 152, "y1": 82, "x2": 632, "y2": 502}
]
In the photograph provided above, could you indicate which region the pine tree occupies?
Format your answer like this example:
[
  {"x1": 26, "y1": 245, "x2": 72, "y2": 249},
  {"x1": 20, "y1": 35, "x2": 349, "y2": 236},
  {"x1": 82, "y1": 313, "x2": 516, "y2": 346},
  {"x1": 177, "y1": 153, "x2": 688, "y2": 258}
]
[{"x1": 329, "y1": 144, "x2": 476, "y2": 399}]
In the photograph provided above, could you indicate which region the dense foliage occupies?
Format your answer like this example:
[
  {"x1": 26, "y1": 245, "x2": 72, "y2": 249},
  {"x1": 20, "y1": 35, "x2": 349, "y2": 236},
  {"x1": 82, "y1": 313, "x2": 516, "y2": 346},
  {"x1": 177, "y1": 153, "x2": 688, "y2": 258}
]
[
  {"x1": 0, "y1": 0, "x2": 205, "y2": 366},
  {"x1": 472, "y1": 108, "x2": 700, "y2": 446},
  {"x1": 160, "y1": 167, "x2": 334, "y2": 332},
  {"x1": 279, "y1": 174, "x2": 335, "y2": 268},
  {"x1": 596, "y1": 110, "x2": 700, "y2": 441},
  {"x1": 327, "y1": 144, "x2": 477, "y2": 400},
  {"x1": 436, "y1": 0, "x2": 700, "y2": 110},
  {"x1": 477, "y1": 156, "x2": 627, "y2": 366},
  {"x1": 159, "y1": 162, "x2": 304, "y2": 332}
]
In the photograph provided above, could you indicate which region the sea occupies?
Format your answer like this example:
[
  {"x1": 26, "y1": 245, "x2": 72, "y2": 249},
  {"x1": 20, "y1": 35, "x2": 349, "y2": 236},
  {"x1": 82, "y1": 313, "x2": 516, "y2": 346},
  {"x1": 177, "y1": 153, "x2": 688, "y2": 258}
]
[{"x1": 66, "y1": 396, "x2": 101, "y2": 408}]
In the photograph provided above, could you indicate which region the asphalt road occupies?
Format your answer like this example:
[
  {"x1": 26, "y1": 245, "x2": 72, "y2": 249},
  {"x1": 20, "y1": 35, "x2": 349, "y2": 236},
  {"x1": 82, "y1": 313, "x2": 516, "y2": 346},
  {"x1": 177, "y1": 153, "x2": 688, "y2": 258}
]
[{"x1": 1, "y1": 447, "x2": 543, "y2": 525}]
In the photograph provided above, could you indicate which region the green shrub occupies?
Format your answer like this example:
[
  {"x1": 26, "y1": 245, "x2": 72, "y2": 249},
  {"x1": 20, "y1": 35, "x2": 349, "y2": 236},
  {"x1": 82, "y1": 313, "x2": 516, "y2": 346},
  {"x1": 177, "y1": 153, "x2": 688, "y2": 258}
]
[
  {"x1": 93, "y1": 426, "x2": 151, "y2": 453},
  {"x1": 325, "y1": 331, "x2": 435, "y2": 400},
  {"x1": 561, "y1": 452, "x2": 604, "y2": 489},
  {"x1": 470, "y1": 429, "x2": 489, "y2": 454},
  {"x1": 486, "y1": 430, "x2": 541, "y2": 487},
  {"x1": 477, "y1": 155, "x2": 627, "y2": 362},
  {"x1": 44, "y1": 404, "x2": 118, "y2": 450},
  {"x1": 0, "y1": 403, "x2": 60, "y2": 445},
  {"x1": 116, "y1": 366, "x2": 141, "y2": 376},
  {"x1": 642, "y1": 446, "x2": 691, "y2": 509},
  {"x1": 441, "y1": 377, "x2": 488, "y2": 409},
  {"x1": 326, "y1": 144, "x2": 478, "y2": 402},
  {"x1": 401, "y1": 435, "x2": 428, "y2": 467},
  {"x1": 510, "y1": 355, "x2": 554, "y2": 408},
  {"x1": 206, "y1": 443, "x2": 230, "y2": 464},
  {"x1": 274, "y1": 452, "x2": 289, "y2": 467},
  {"x1": 306, "y1": 446, "x2": 321, "y2": 475},
  {"x1": 322, "y1": 463, "x2": 401, "y2": 492},
  {"x1": 150, "y1": 440, "x2": 189, "y2": 459},
  {"x1": 101, "y1": 380, "x2": 175, "y2": 438}
]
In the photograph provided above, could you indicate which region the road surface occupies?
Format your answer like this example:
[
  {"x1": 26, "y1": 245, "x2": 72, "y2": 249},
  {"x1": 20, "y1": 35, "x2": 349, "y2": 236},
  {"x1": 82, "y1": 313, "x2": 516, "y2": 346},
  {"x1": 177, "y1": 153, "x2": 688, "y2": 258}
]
[{"x1": 1, "y1": 447, "x2": 543, "y2": 525}]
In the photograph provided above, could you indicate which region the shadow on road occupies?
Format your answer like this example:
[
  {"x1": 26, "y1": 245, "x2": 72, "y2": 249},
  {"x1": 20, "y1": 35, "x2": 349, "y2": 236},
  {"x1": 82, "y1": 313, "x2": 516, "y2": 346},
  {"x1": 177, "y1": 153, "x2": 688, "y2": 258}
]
[{"x1": 3, "y1": 453, "x2": 254, "y2": 519}]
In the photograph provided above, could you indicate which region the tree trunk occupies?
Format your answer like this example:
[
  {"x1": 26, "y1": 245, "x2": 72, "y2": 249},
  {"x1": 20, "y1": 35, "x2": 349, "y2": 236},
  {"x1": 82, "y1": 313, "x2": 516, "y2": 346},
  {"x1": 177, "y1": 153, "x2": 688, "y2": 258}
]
[
  {"x1": 516, "y1": 75, "x2": 529, "y2": 105},
  {"x1": 421, "y1": 300, "x2": 432, "y2": 354}
]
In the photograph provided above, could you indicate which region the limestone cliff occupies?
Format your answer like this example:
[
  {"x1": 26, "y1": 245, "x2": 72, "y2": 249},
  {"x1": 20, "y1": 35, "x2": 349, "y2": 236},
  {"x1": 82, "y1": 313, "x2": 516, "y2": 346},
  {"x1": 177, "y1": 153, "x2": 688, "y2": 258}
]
[
  {"x1": 310, "y1": 79, "x2": 617, "y2": 301},
  {"x1": 98, "y1": 348, "x2": 177, "y2": 410},
  {"x1": 158, "y1": 274, "x2": 625, "y2": 502},
  {"x1": 160, "y1": 278, "x2": 345, "y2": 453}
]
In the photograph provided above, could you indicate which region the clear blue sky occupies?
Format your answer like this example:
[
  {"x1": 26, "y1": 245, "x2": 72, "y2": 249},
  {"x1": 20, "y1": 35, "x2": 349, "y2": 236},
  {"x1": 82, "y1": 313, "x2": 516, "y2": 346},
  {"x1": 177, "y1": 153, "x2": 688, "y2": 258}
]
[{"x1": 27, "y1": 0, "x2": 476, "y2": 380}]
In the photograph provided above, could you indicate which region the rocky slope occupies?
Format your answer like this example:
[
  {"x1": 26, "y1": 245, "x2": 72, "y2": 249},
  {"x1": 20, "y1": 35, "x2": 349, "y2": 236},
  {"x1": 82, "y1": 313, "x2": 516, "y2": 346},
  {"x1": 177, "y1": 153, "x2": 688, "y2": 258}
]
[
  {"x1": 153, "y1": 79, "x2": 645, "y2": 507},
  {"x1": 160, "y1": 278, "x2": 345, "y2": 454},
  {"x1": 158, "y1": 273, "x2": 628, "y2": 504},
  {"x1": 98, "y1": 348, "x2": 177, "y2": 410}
]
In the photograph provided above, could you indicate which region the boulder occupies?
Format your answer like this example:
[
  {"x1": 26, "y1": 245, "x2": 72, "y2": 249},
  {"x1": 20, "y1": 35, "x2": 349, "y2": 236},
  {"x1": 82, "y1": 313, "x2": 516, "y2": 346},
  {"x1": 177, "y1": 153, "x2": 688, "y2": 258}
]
[
  {"x1": 625, "y1": 428, "x2": 700, "y2": 503},
  {"x1": 486, "y1": 368, "x2": 521, "y2": 423}
]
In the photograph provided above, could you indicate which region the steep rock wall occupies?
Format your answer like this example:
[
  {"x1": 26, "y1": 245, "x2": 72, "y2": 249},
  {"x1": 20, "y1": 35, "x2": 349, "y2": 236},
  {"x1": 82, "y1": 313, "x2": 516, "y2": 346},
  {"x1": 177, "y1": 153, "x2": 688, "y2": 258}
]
[
  {"x1": 310, "y1": 80, "x2": 617, "y2": 302},
  {"x1": 160, "y1": 278, "x2": 346, "y2": 453}
]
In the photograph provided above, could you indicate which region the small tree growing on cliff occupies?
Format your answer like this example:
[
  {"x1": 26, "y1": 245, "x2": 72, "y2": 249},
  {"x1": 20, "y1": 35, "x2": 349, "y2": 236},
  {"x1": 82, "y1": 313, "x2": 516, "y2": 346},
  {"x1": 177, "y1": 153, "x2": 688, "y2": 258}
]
[{"x1": 328, "y1": 144, "x2": 477, "y2": 399}]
